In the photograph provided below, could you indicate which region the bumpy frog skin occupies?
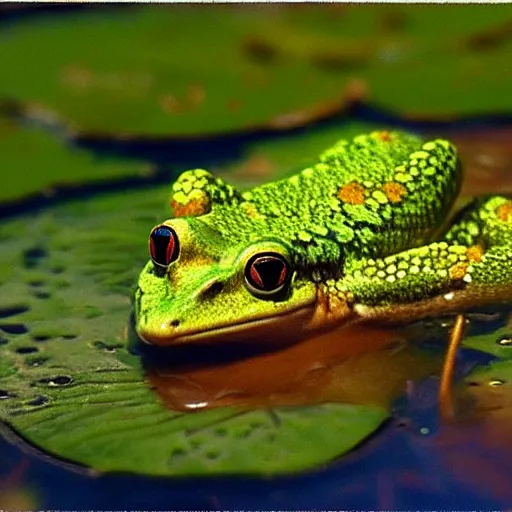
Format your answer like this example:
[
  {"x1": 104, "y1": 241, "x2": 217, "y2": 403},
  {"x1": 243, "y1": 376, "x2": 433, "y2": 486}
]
[{"x1": 134, "y1": 131, "x2": 512, "y2": 346}]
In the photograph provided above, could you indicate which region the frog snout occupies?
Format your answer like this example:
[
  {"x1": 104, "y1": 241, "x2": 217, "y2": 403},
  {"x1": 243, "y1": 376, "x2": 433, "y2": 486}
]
[{"x1": 137, "y1": 317, "x2": 183, "y2": 345}]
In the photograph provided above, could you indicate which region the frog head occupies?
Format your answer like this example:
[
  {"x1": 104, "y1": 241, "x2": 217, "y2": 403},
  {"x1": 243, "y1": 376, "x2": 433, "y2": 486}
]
[{"x1": 134, "y1": 214, "x2": 329, "y2": 346}]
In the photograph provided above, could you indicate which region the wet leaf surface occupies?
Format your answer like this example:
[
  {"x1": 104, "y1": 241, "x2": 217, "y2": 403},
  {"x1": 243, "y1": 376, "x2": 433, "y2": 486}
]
[
  {"x1": 462, "y1": 324, "x2": 512, "y2": 360},
  {"x1": 0, "y1": 118, "x2": 148, "y2": 203}
]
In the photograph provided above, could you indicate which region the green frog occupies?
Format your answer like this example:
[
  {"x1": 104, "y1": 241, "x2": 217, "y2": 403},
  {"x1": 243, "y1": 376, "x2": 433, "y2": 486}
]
[{"x1": 134, "y1": 131, "x2": 512, "y2": 347}]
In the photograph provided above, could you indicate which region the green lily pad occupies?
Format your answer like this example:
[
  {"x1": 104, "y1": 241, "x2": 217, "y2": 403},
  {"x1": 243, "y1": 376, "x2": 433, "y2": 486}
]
[
  {"x1": 462, "y1": 325, "x2": 512, "y2": 360},
  {"x1": 466, "y1": 358, "x2": 512, "y2": 386},
  {"x1": 458, "y1": 322, "x2": 512, "y2": 420},
  {"x1": 0, "y1": 153, "x2": 391, "y2": 475},
  {"x1": 0, "y1": 118, "x2": 148, "y2": 203},
  {"x1": 1, "y1": 5, "x2": 512, "y2": 139}
]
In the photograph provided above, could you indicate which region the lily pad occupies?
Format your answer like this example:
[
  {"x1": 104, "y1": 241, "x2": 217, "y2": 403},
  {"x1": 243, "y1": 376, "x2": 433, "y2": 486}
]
[
  {"x1": 462, "y1": 325, "x2": 512, "y2": 360},
  {"x1": 0, "y1": 171, "x2": 392, "y2": 476},
  {"x1": 0, "y1": 118, "x2": 148, "y2": 203},
  {"x1": 1, "y1": 5, "x2": 512, "y2": 138}
]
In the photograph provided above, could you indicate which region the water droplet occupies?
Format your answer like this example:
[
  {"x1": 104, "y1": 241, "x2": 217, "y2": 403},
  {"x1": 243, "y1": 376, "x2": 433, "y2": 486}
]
[
  {"x1": 420, "y1": 427, "x2": 430, "y2": 435},
  {"x1": 27, "y1": 395, "x2": 49, "y2": 407},
  {"x1": 206, "y1": 450, "x2": 220, "y2": 460},
  {"x1": 32, "y1": 335, "x2": 51, "y2": 342},
  {"x1": 497, "y1": 336, "x2": 512, "y2": 346},
  {"x1": 0, "y1": 306, "x2": 29, "y2": 318},
  {"x1": 23, "y1": 247, "x2": 47, "y2": 269},
  {"x1": 38, "y1": 375, "x2": 73, "y2": 387},
  {"x1": 0, "y1": 324, "x2": 29, "y2": 335},
  {"x1": 15, "y1": 346, "x2": 38, "y2": 354},
  {"x1": 34, "y1": 290, "x2": 51, "y2": 299},
  {"x1": 489, "y1": 379, "x2": 505, "y2": 387},
  {"x1": 170, "y1": 447, "x2": 185, "y2": 459},
  {"x1": 25, "y1": 355, "x2": 49, "y2": 367},
  {"x1": 184, "y1": 401, "x2": 208, "y2": 410},
  {"x1": 92, "y1": 340, "x2": 121, "y2": 352}
]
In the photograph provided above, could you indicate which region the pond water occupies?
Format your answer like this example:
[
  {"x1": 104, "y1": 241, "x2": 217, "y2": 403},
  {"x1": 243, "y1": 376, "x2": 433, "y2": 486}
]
[{"x1": 0, "y1": 339, "x2": 509, "y2": 510}]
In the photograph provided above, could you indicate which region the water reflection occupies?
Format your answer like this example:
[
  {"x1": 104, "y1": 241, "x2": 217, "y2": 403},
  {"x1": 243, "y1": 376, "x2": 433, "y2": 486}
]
[{"x1": 142, "y1": 321, "x2": 445, "y2": 411}]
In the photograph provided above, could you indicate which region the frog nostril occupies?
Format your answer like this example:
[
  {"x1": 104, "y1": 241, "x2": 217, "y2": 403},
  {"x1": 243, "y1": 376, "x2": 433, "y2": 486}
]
[
  {"x1": 200, "y1": 281, "x2": 224, "y2": 300},
  {"x1": 170, "y1": 320, "x2": 180, "y2": 328}
]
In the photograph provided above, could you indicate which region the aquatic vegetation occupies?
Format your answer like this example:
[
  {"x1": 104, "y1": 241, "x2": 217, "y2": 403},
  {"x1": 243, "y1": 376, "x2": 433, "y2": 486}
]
[{"x1": 1, "y1": 5, "x2": 512, "y2": 138}]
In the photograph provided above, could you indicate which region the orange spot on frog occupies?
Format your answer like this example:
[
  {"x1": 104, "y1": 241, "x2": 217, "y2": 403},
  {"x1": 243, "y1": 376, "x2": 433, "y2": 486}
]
[
  {"x1": 496, "y1": 202, "x2": 512, "y2": 222},
  {"x1": 171, "y1": 194, "x2": 210, "y2": 218},
  {"x1": 382, "y1": 182, "x2": 407, "y2": 203},
  {"x1": 466, "y1": 245, "x2": 484, "y2": 264},
  {"x1": 338, "y1": 182, "x2": 366, "y2": 205},
  {"x1": 449, "y1": 262, "x2": 468, "y2": 280},
  {"x1": 376, "y1": 131, "x2": 392, "y2": 142}
]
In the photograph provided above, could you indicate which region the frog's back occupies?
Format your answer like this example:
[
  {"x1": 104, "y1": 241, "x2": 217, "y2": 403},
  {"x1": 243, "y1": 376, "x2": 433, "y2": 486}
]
[{"x1": 243, "y1": 131, "x2": 461, "y2": 264}]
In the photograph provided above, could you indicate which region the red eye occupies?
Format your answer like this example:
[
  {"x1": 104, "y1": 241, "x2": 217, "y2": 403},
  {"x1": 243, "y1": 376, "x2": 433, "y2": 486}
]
[
  {"x1": 149, "y1": 225, "x2": 180, "y2": 268},
  {"x1": 245, "y1": 252, "x2": 291, "y2": 296}
]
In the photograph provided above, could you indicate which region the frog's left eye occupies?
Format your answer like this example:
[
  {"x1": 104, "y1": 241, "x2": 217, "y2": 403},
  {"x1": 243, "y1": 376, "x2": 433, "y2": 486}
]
[
  {"x1": 244, "y1": 252, "x2": 291, "y2": 297},
  {"x1": 149, "y1": 225, "x2": 180, "y2": 268}
]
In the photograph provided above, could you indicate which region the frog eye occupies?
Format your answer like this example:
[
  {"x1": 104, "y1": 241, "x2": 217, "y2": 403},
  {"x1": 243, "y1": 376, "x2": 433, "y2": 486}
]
[
  {"x1": 149, "y1": 225, "x2": 180, "y2": 268},
  {"x1": 244, "y1": 252, "x2": 291, "y2": 297}
]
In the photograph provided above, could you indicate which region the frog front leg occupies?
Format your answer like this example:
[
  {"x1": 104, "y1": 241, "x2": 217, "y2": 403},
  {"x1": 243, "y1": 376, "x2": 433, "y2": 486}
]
[
  {"x1": 329, "y1": 196, "x2": 512, "y2": 323},
  {"x1": 333, "y1": 241, "x2": 479, "y2": 308}
]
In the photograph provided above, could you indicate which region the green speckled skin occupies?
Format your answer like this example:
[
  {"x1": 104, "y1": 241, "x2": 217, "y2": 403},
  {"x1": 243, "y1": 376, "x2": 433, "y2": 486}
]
[{"x1": 135, "y1": 131, "x2": 512, "y2": 346}]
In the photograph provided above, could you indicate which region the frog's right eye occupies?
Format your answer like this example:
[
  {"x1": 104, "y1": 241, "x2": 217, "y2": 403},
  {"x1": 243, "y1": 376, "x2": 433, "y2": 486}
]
[
  {"x1": 149, "y1": 225, "x2": 180, "y2": 268},
  {"x1": 244, "y1": 252, "x2": 291, "y2": 298}
]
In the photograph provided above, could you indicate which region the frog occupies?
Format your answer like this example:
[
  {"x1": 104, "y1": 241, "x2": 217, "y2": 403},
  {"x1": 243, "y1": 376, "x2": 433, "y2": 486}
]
[{"x1": 134, "y1": 130, "x2": 512, "y2": 347}]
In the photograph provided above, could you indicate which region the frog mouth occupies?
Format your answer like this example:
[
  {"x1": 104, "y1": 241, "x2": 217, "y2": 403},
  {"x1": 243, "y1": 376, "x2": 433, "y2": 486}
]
[{"x1": 136, "y1": 303, "x2": 318, "y2": 346}]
